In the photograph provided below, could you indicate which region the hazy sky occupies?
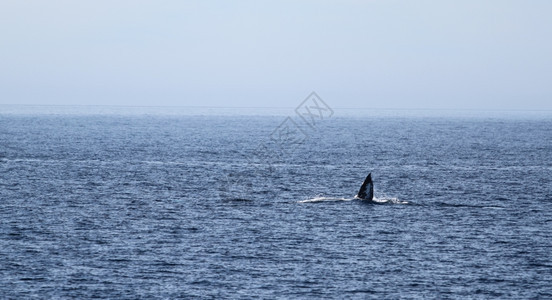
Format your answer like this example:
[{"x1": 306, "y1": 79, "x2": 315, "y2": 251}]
[{"x1": 1, "y1": 0, "x2": 551, "y2": 110}]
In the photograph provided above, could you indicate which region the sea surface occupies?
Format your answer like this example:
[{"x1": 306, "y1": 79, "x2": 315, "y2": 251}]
[{"x1": 1, "y1": 107, "x2": 551, "y2": 299}]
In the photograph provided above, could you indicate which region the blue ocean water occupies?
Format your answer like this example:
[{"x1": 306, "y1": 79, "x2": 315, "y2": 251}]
[{"x1": 1, "y1": 108, "x2": 551, "y2": 298}]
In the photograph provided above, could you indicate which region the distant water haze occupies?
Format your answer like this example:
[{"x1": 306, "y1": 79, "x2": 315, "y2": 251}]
[{"x1": 1, "y1": 105, "x2": 551, "y2": 120}]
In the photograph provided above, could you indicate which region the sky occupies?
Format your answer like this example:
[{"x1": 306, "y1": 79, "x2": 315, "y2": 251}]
[{"x1": 1, "y1": 0, "x2": 551, "y2": 110}]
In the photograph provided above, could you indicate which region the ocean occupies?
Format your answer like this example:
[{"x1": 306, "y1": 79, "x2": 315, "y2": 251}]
[{"x1": 1, "y1": 107, "x2": 551, "y2": 298}]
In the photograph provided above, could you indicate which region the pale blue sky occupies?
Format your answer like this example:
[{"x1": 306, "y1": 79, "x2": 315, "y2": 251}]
[{"x1": 1, "y1": 0, "x2": 551, "y2": 110}]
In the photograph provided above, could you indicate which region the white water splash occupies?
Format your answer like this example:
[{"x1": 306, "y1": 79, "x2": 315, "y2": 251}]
[
  {"x1": 298, "y1": 195, "x2": 408, "y2": 204},
  {"x1": 298, "y1": 196, "x2": 354, "y2": 203},
  {"x1": 372, "y1": 197, "x2": 408, "y2": 204}
]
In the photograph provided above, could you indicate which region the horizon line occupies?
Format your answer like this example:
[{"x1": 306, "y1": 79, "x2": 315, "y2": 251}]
[{"x1": 1, "y1": 103, "x2": 551, "y2": 112}]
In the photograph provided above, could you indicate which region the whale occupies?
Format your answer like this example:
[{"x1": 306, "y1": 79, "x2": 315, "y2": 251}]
[
  {"x1": 355, "y1": 173, "x2": 374, "y2": 200},
  {"x1": 299, "y1": 172, "x2": 406, "y2": 204}
]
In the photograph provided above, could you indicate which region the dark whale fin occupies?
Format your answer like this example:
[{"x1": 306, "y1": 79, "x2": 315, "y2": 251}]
[{"x1": 356, "y1": 173, "x2": 374, "y2": 200}]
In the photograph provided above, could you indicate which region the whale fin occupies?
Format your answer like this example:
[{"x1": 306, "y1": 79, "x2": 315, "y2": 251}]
[{"x1": 356, "y1": 173, "x2": 374, "y2": 200}]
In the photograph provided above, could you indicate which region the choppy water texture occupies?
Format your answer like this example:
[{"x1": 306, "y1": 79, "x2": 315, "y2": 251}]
[{"x1": 1, "y1": 111, "x2": 551, "y2": 299}]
